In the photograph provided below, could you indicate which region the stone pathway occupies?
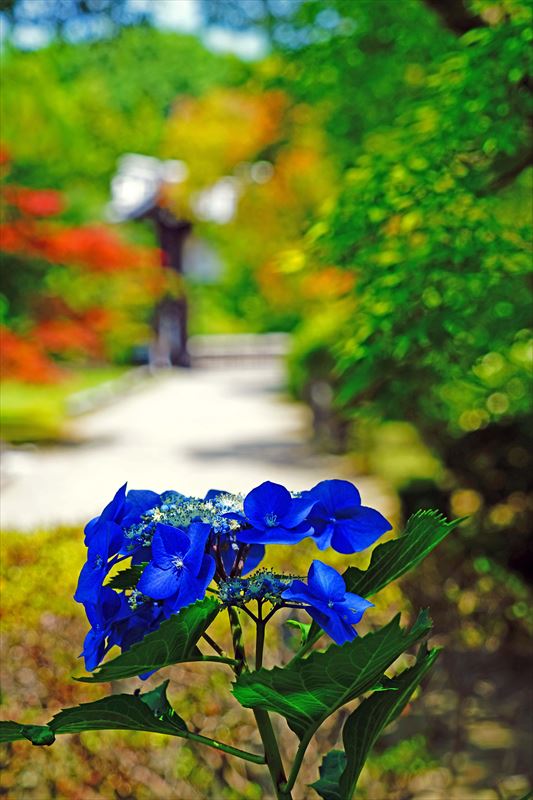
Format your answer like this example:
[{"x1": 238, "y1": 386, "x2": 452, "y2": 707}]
[{"x1": 0, "y1": 363, "x2": 394, "y2": 530}]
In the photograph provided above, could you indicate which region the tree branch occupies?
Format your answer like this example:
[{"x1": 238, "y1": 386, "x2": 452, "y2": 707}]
[{"x1": 423, "y1": 0, "x2": 487, "y2": 35}]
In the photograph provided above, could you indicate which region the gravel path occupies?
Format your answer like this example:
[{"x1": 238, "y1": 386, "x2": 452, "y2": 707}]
[{"x1": 0, "y1": 364, "x2": 394, "y2": 530}]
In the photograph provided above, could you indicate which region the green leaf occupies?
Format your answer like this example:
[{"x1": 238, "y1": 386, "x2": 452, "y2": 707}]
[
  {"x1": 233, "y1": 610, "x2": 432, "y2": 741},
  {"x1": 308, "y1": 510, "x2": 460, "y2": 645},
  {"x1": 106, "y1": 563, "x2": 147, "y2": 590},
  {"x1": 336, "y1": 645, "x2": 441, "y2": 798},
  {"x1": 22, "y1": 724, "x2": 56, "y2": 746},
  {"x1": 0, "y1": 721, "x2": 26, "y2": 743},
  {"x1": 77, "y1": 597, "x2": 220, "y2": 682},
  {"x1": 310, "y1": 646, "x2": 439, "y2": 800},
  {"x1": 310, "y1": 750, "x2": 346, "y2": 800},
  {"x1": 1, "y1": 682, "x2": 266, "y2": 764},
  {"x1": 286, "y1": 618, "x2": 312, "y2": 647},
  {"x1": 345, "y1": 510, "x2": 462, "y2": 598},
  {"x1": 50, "y1": 681, "x2": 188, "y2": 738},
  {"x1": 0, "y1": 722, "x2": 55, "y2": 746},
  {"x1": 137, "y1": 679, "x2": 177, "y2": 719}
]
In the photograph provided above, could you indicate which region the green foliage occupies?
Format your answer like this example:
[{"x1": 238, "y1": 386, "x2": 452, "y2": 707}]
[
  {"x1": 233, "y1": 610, "x2": 432, "y2": 741},
  {"x1": 78, "y1": 597, "x2": 222, "y2": 682},
  {"x1": 285, "y1": 0, "x2": 532, "y2": 455},
  {"x1": 0, "y1": 27, "x2": 247, "y2": 206},
  {"x1": 311, "y1": 645, "x2": 441, "y2": 799},
  {"x1": 276, "y1": 0, "x2": 453, "y2": 167}
]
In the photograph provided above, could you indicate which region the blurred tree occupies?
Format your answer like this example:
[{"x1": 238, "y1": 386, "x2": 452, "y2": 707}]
[
  {"x1": 200, "y1": 0, "x2": 533, "y2": 572},
  {"x1": 0, "y1": 27, "x2": 248, "y2": 214},
  {"x1": 0, "y1": 151, "x2": 164, "y2": 375}
]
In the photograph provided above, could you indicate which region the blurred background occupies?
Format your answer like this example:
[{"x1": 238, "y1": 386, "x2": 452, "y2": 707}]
[{"x1": 0, "y1": 1, "x2": 531, "y2": 798}]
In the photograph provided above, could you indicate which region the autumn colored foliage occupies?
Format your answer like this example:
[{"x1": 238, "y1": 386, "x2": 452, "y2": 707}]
[{"x1": 1, "y1": 149, "x2": 161, "y2": 382}]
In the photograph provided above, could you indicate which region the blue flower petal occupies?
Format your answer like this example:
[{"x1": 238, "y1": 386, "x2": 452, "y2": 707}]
[
  {"x1": 311, "y1": 523, "x2": 334, "y2": 550},
  {"x1": 204, "y1": 489, "x2": 228, "y2": 501},
  {"x1": 86, "y1": 520, "x2": 121, "y2": 562},
  {"x1": 195, "y1": 555, "x2": 216, "y2": 594},
  {"x1": 82, "y1": 628, "x2": 107, "y2": 672},
  {"x1": 185, "y1": 522, "x2": 212, "y2": 570},
  {"x1": 74, "y1": 559, "x2": 105, "y2": 604},
  {"x1": 308, "y1": 479, "x2": 361, "y2": 515},
  {"x1": 237, "y1": 525, "x2": 310, "y2": 545},
  {"x1": 85, "y1": 483, "x2": 128, "y2": 541},
  {"x1": 242, "y1": 544, "x2": 265, "y2": 575},
  {"x1": 335, "y1": 594, "x2": 373, "y2": 624},
  {"x1": 281, "y1": 580, "x2": 313, "y2": 604},
  {"x1": 243, "y1": 481, "x2": 291, "y2": 527},
  {"x1": 131, "y1": 545, "x2": 152, "y2": 565},
  {"x1": 122, "y1": 489, "x2": 160, "y2": 527},
  {"x1": 137, "y1": 563, "x2": 179, "y2": 599},
  {"x1": 308, "y1": 560, "x2": 346, "y2": 602},
  {"x1": 151, "y1": 524, "x2": 190, "y2": 568},
  {"x1": 307, "y1": 606, "x2": 357, "y2": 645},
  {"x1": 99, "y1": 586, "x2": 122, "y2": 621},
  {"x1": 331, "y1": 506, "x2": 392, "y2": 554},
  {"x1": 281, "y1": 497, "x2": 316, "y2": 528},
  {"x1": 169, "y1": 570, "x2": 198, "y2": 611}
]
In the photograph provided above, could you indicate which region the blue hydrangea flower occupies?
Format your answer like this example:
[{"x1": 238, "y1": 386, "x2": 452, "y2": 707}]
[
  {"x1": 74, "y1": 519, "x2": 124, "y2": 605},
  {"x1": 136, "y1": 521, "x2": 215, "y2": 612},
  {"x1": 76, "y1": 485, "x2": 162, "y2": 605},
  {"x1": 304, "y1": 479, "x2": 392, "y2": 553},
  {"x1": 237, "y1": 481, "x2": 315, "y2": 546},
  {"x1": 122, "y1": 489, "x2": 161, "y2": 528},
  {"x1": 80, "y1": 586, "x2": 125, "y2": 671},
  {"x1": 282, "y1": 560, "x2": 373, "y2": 645},
  {"x1": 84, "y1": 484, "x2": 160, "y2": 545},
  {"x1": 83, "y1": 483, "x2": 128, "y2": 545}
]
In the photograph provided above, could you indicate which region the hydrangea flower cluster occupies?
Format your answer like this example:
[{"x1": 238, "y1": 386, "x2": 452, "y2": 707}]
[{"x1": 75, "y1": 479, "x2": 392, "y2": 672}]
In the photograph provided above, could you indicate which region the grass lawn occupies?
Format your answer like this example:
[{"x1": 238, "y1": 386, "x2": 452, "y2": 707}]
[{"x1": 0, "y1": 366, "x2": 128, "y2": 444}]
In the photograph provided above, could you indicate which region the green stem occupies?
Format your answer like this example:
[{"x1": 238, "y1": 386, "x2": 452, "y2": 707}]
[
  {"x1": 255, "y1": 622, "x2": 265, "y2": 671},
  {"x1": 185, "y1": 730, "x2": 266, "y2": 765},
  {"x1": 253, "y1": 708, "x2": 292, "y2": 800},
  {"x1": 201, "y1": 631, "x2": 225, "y2": 657},
  {"x1": 289, "y1": 629, "x2": 323, "y2": 664},
  {"x1": 253, "y1": 612, "x2": 293, "y2": 800},
  {"x1": 280, "y1": 730, "x2": 314, "y2": 795},
  {"x1": 195, "y1": 655, "x2": 239, "y2": 667},
  {"x1": 227, "y1": 607, "x2": 248, "y2": 675},
  {"x1": 227, "y1": 606, "x2": 292, "y2": 800}
]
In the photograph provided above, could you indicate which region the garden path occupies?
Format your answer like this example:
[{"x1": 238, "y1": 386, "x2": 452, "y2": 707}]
[{"x1": 0, "y1": 363, "x2": 394, "y2": 530}]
